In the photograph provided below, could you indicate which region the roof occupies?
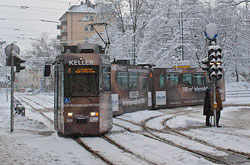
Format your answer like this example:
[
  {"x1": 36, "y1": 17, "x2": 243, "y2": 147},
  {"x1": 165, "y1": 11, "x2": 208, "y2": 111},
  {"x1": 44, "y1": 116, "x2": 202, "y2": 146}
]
[
  {"x1": 68, "y1": 4, "x2": 96, "y2": 13},
  {"x1": 59, "y1": 4, "x2": 96, "y2": 20}
]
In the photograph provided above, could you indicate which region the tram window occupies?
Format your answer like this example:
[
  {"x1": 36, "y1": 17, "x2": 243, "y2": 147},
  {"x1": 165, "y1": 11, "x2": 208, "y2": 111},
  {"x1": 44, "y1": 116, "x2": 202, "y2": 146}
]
[
  {"x1": 141, "y1": 77, "x2": 148, "y2": 89},
  {"x1": 182, "y1": 73, "x2": 192, "y2": 86},
  {"x1": 72, "y1": 74, "x2": 98, "y2": 96},
  {"x1": 118, "y1": 72, "x2": 128, "y2": 89},
  {"x1": 129, "y1": 73, "x2": 138, "y2": 89},
  {"x1": 166, "y1": 73, "x2": 178, "y2": 87},
  {"x1": 64, "y1": 74, "x2": 71, "y2": 96},
  {"x1": 64, "y1": 66, "x2": 99, "y2": 97},
  {"x1": 194, "y1": 73, "x2": 205, "y2": 86},
  {"x1": 103, "y1": 67, "x2": 111, "y2": 91},
  {"x1": 104, "y1": 73, "x2": 111, "y2": 91},
  {"x1": 160, "y1": 73, "x2": 165, "y2": 88}
]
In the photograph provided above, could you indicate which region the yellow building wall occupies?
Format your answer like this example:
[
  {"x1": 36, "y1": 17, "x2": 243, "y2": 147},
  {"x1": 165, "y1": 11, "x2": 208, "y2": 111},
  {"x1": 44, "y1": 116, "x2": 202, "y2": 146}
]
[{"x1": 64, "y1": 13, "x2": 104, "y2": 46}]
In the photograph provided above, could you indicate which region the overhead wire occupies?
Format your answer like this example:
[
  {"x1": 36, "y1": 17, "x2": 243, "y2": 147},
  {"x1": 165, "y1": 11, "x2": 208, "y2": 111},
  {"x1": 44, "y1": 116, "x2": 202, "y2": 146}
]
[
  {"x1": 0, "y1": 0, "x2": 82, "y2": 48},
  {"x1": 0, "y1": 26, "x2": 58, "y2": 34}
]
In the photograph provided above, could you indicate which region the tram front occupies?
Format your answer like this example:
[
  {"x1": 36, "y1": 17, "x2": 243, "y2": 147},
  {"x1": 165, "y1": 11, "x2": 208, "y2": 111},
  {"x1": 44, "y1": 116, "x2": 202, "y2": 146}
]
[{"x1": 54, "y1": 44, "x2": 112, "y2": 137}]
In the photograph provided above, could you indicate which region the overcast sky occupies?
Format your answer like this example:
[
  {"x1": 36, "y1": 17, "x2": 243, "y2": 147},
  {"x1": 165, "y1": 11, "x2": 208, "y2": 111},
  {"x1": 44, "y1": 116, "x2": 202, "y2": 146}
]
[{"x1": 0, "y1": 0, "x2": 90, "y2": 51}]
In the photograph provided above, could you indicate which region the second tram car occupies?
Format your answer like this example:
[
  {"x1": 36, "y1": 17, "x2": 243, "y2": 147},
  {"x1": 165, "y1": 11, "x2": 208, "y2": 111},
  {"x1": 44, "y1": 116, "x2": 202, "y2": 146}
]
[
  {"x1": 111, "y1": 60, "x2": 150, "y2": 116},
  {"x1": 150, "y1": 67, "x2": 225, "y2": 109},
  {"x1": 54, "y1": 43, "x2": 112, "y2": 136}
]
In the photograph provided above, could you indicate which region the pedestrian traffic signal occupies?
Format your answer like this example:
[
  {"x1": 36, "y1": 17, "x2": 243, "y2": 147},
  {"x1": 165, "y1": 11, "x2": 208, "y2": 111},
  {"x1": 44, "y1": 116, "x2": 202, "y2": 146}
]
[{"x1": 207, "y1": 45, "x2": 223, "y2": 80}]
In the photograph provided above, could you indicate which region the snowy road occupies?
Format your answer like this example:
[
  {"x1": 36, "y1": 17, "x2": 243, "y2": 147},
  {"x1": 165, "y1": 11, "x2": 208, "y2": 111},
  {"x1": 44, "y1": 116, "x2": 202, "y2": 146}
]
[{"x1": 1, "y1": 91, "x2": 250, "y2": 164}]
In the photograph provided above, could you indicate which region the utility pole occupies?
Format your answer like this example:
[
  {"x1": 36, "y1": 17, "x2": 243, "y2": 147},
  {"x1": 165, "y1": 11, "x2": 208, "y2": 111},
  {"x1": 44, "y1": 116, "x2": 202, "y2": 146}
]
[
  {"x1": 10, "y1": 45, "x2": 15, "y2": 132},
  {"x1": 132, "y1": 0, "x2": 136, "y2": 65},
  {"x1": 179, "y1": 0, "x2": 184, "y2": 61}
]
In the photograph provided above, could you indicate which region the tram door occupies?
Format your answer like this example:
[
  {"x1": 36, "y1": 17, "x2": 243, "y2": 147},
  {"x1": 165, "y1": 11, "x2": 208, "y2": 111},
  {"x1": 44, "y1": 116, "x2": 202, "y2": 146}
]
[
  {"x1": 54, "y1": 63, "x2": 64, "y2": 131},
  {"x1": 54, "y1": 64, "x2": 59, "y2": 130},
  {"x1": 99, "y1": 65, "x2": 112, "y2": 132}
]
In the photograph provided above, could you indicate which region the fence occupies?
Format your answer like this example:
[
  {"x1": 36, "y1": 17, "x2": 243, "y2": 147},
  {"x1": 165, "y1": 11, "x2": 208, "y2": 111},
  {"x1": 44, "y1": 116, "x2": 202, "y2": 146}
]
[{"x1": 226, "y1": 90, "x2": 250, "y2": 99}]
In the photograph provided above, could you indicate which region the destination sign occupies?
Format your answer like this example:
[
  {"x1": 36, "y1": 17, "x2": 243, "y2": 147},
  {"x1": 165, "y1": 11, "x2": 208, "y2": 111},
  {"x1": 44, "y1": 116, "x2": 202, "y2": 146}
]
[
  {"x1": 66, "y1": 66, "x2": 98, "y2": 74},
  {"x1": 74, "y1": 68, "x2": 96, "y2": 74}
]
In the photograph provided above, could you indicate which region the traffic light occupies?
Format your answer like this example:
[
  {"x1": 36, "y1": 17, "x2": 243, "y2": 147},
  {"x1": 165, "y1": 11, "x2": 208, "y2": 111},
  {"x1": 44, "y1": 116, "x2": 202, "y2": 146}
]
[
  {"x1": 6, "y1": 56, "x2": 11, "y2": 66},
  {"x1": 201, "y1": 57, "x2": 209, "y2": 71},
  {"x1": 44, "y1": 64, "x2": 51, "y2": 77},
  {"x1": 207, "y1": 45, "x2": 223, "y2": 80},
  {"x1": 15, "y1": 56, "x2": 25, "y2": 72}
]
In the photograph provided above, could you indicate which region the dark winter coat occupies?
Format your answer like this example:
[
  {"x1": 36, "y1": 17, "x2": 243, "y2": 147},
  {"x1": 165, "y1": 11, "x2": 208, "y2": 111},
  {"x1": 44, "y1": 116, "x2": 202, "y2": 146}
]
[{"x1": 203, "y1": 90, "x2": 213, "y2": 116}]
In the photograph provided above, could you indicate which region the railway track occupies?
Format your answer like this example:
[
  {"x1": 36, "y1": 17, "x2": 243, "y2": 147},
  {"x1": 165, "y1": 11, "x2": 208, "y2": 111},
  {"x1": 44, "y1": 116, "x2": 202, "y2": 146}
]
[
  {"x1": 162, "y1": 116, "x2": 250, "y2": 160},
  {"x1": 16, "y1": 95, "x2": 156, "y2": 165},
  {"x1": 17, "y1": 94, "x2": 250, "y2": 164},
  {"x1": 114, "y1": 110, "x2": 250, "y2": 165}
]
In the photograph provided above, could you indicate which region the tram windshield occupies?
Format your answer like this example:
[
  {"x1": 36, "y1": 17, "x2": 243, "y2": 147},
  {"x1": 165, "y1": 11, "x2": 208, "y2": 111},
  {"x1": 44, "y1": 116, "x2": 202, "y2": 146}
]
[{"x1": 64, "y1": 66, "x2": 99, "y2": 97}]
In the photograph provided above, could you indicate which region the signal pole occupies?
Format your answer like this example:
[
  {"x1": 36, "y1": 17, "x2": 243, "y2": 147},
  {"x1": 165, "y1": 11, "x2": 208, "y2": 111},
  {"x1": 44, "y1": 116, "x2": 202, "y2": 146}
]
[
  {"x1": 5, "y1": 43, "x2": 24, "y2": 132},
  {"x1": 204, "y1": 23, "x2": 223, "y2": 127},
  {"x1": 10, "y1": 44, "x2": 15, "y2": 132}
]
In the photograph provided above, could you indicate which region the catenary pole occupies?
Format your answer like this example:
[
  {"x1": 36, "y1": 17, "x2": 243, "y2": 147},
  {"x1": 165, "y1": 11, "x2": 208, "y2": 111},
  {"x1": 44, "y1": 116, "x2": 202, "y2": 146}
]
[{"x1": 10, "y1": 44, "x2": 15, "y2": 132}]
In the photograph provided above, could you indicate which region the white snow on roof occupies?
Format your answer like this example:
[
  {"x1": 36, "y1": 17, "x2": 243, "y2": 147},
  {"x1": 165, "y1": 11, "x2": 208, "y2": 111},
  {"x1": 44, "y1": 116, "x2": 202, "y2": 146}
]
[{"x1": 68, "y1": 4, "x2": 96, "y2": 14}]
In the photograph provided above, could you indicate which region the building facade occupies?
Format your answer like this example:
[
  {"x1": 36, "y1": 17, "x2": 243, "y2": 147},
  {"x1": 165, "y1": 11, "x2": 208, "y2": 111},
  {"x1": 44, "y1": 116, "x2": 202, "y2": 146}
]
[{"x1": 57, "y1": 0, "x2": 105, "y2": 47}]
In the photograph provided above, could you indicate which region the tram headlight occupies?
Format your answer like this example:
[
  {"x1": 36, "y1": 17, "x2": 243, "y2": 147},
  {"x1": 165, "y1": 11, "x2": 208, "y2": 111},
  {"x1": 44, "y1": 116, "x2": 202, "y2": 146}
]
[
  {"x1": 90, "y1": 112, "x2": 98, "y2": 117},
  {"x1": 66, "y1": 112, "x2": 74, "y2": 117}
]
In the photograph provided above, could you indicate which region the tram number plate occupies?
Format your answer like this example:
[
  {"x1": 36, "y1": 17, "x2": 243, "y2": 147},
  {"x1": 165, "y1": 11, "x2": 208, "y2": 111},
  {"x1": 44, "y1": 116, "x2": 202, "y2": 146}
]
[
  {"x1": 90, "y1": 117, "x2": 98, "y2": 122},
  {"x1": 66, "y1": 119, "x2": 73, "y2": 123}
]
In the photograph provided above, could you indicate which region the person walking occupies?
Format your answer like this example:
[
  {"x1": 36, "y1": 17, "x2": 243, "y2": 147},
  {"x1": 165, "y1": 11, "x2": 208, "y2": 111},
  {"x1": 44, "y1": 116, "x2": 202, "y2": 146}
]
[
  {"x1": 211, "y1": 86, "x2": 223, "y2": 127},
  {"x1": 203, "y1": 88, "x2": 212, "y2": 126}
]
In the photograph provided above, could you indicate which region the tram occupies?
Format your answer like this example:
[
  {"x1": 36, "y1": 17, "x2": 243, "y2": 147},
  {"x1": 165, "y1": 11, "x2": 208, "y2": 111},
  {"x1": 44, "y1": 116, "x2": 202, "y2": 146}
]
[
  {"x1": 111, "y1": 60, "x2": 151, "y2": 116},
  {"x1": 47, "y1": 43, "x2": 226, "y2": 136},
  {"x1": 150, "y1": 67, "x2": 225, "y2": 109},
  {"x1": 54, "y1": 43, "x2": 112, "y2": 136}
]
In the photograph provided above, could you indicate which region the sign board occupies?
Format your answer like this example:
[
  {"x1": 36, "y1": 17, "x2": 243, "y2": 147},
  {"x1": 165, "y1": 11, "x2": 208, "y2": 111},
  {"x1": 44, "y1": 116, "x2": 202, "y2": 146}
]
[
  {"x1": 204, "y1": 23, "x2": 218, "y2": 40},
  {"x1": 5, "y1": 43, "x2": 20, "y2": 57}
]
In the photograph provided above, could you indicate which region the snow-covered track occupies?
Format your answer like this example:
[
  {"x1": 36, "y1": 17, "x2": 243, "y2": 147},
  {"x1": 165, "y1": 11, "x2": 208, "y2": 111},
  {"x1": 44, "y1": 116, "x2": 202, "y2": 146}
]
[
  {"x1": 115, "y1": 114, "x2": 250, "y2": 165},
  {"x1": 74, "y1": 138, "x2": 114, "y2": 165},
  {"x1": 16, "y1": 95, "x2": 157, "y2": 164},
  {"x1": 16, "y1": 96, "x2": 53, "y2": 125},
  {"x1": 162, "y1": 116, "x2": 250, "y2": 163}
]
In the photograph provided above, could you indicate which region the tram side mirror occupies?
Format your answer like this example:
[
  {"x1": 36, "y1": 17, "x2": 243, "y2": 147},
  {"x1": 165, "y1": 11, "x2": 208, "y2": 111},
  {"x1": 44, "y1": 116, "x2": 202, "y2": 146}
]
[{"x1": 44, "y1": 64, "x2": 51, "y2": 77}]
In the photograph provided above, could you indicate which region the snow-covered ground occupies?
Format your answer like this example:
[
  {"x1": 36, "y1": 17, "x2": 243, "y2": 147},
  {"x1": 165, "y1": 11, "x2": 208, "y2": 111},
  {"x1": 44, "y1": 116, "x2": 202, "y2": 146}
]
[{"x1": 0, "y1": 82, "x2": 250, "y2": 164}]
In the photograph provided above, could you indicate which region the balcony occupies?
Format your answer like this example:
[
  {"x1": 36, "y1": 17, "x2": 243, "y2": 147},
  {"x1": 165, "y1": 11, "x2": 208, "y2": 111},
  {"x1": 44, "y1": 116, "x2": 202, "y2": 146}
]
[
  {"x1": 57, "y1": 25, "x2": 62, "y2": 29},
  {"x1": 61, "y1": 20, "x2": 67, "y2": 25},
  {"x1": 61, "y1": 31, "x2": 67, "y2": 36}
]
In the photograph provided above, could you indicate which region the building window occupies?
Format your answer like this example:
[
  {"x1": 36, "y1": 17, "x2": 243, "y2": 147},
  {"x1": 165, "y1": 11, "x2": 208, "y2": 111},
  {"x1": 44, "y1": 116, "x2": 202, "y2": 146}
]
[
  {"x1": 90, "y1": 26, "x2": 94, "y2": 31},
  {"x1": 82, "y1": 15, "x2": 89, "y2": 21},
  {"x1": 84, "y1": 25, "x2": 88, "y2": 31},
  {"x1": 84, "y1": 37, "x2": 89, "y2": 43},
  {"x1": 90, "y1": 16, "x2": 94, "y2": 22}
]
